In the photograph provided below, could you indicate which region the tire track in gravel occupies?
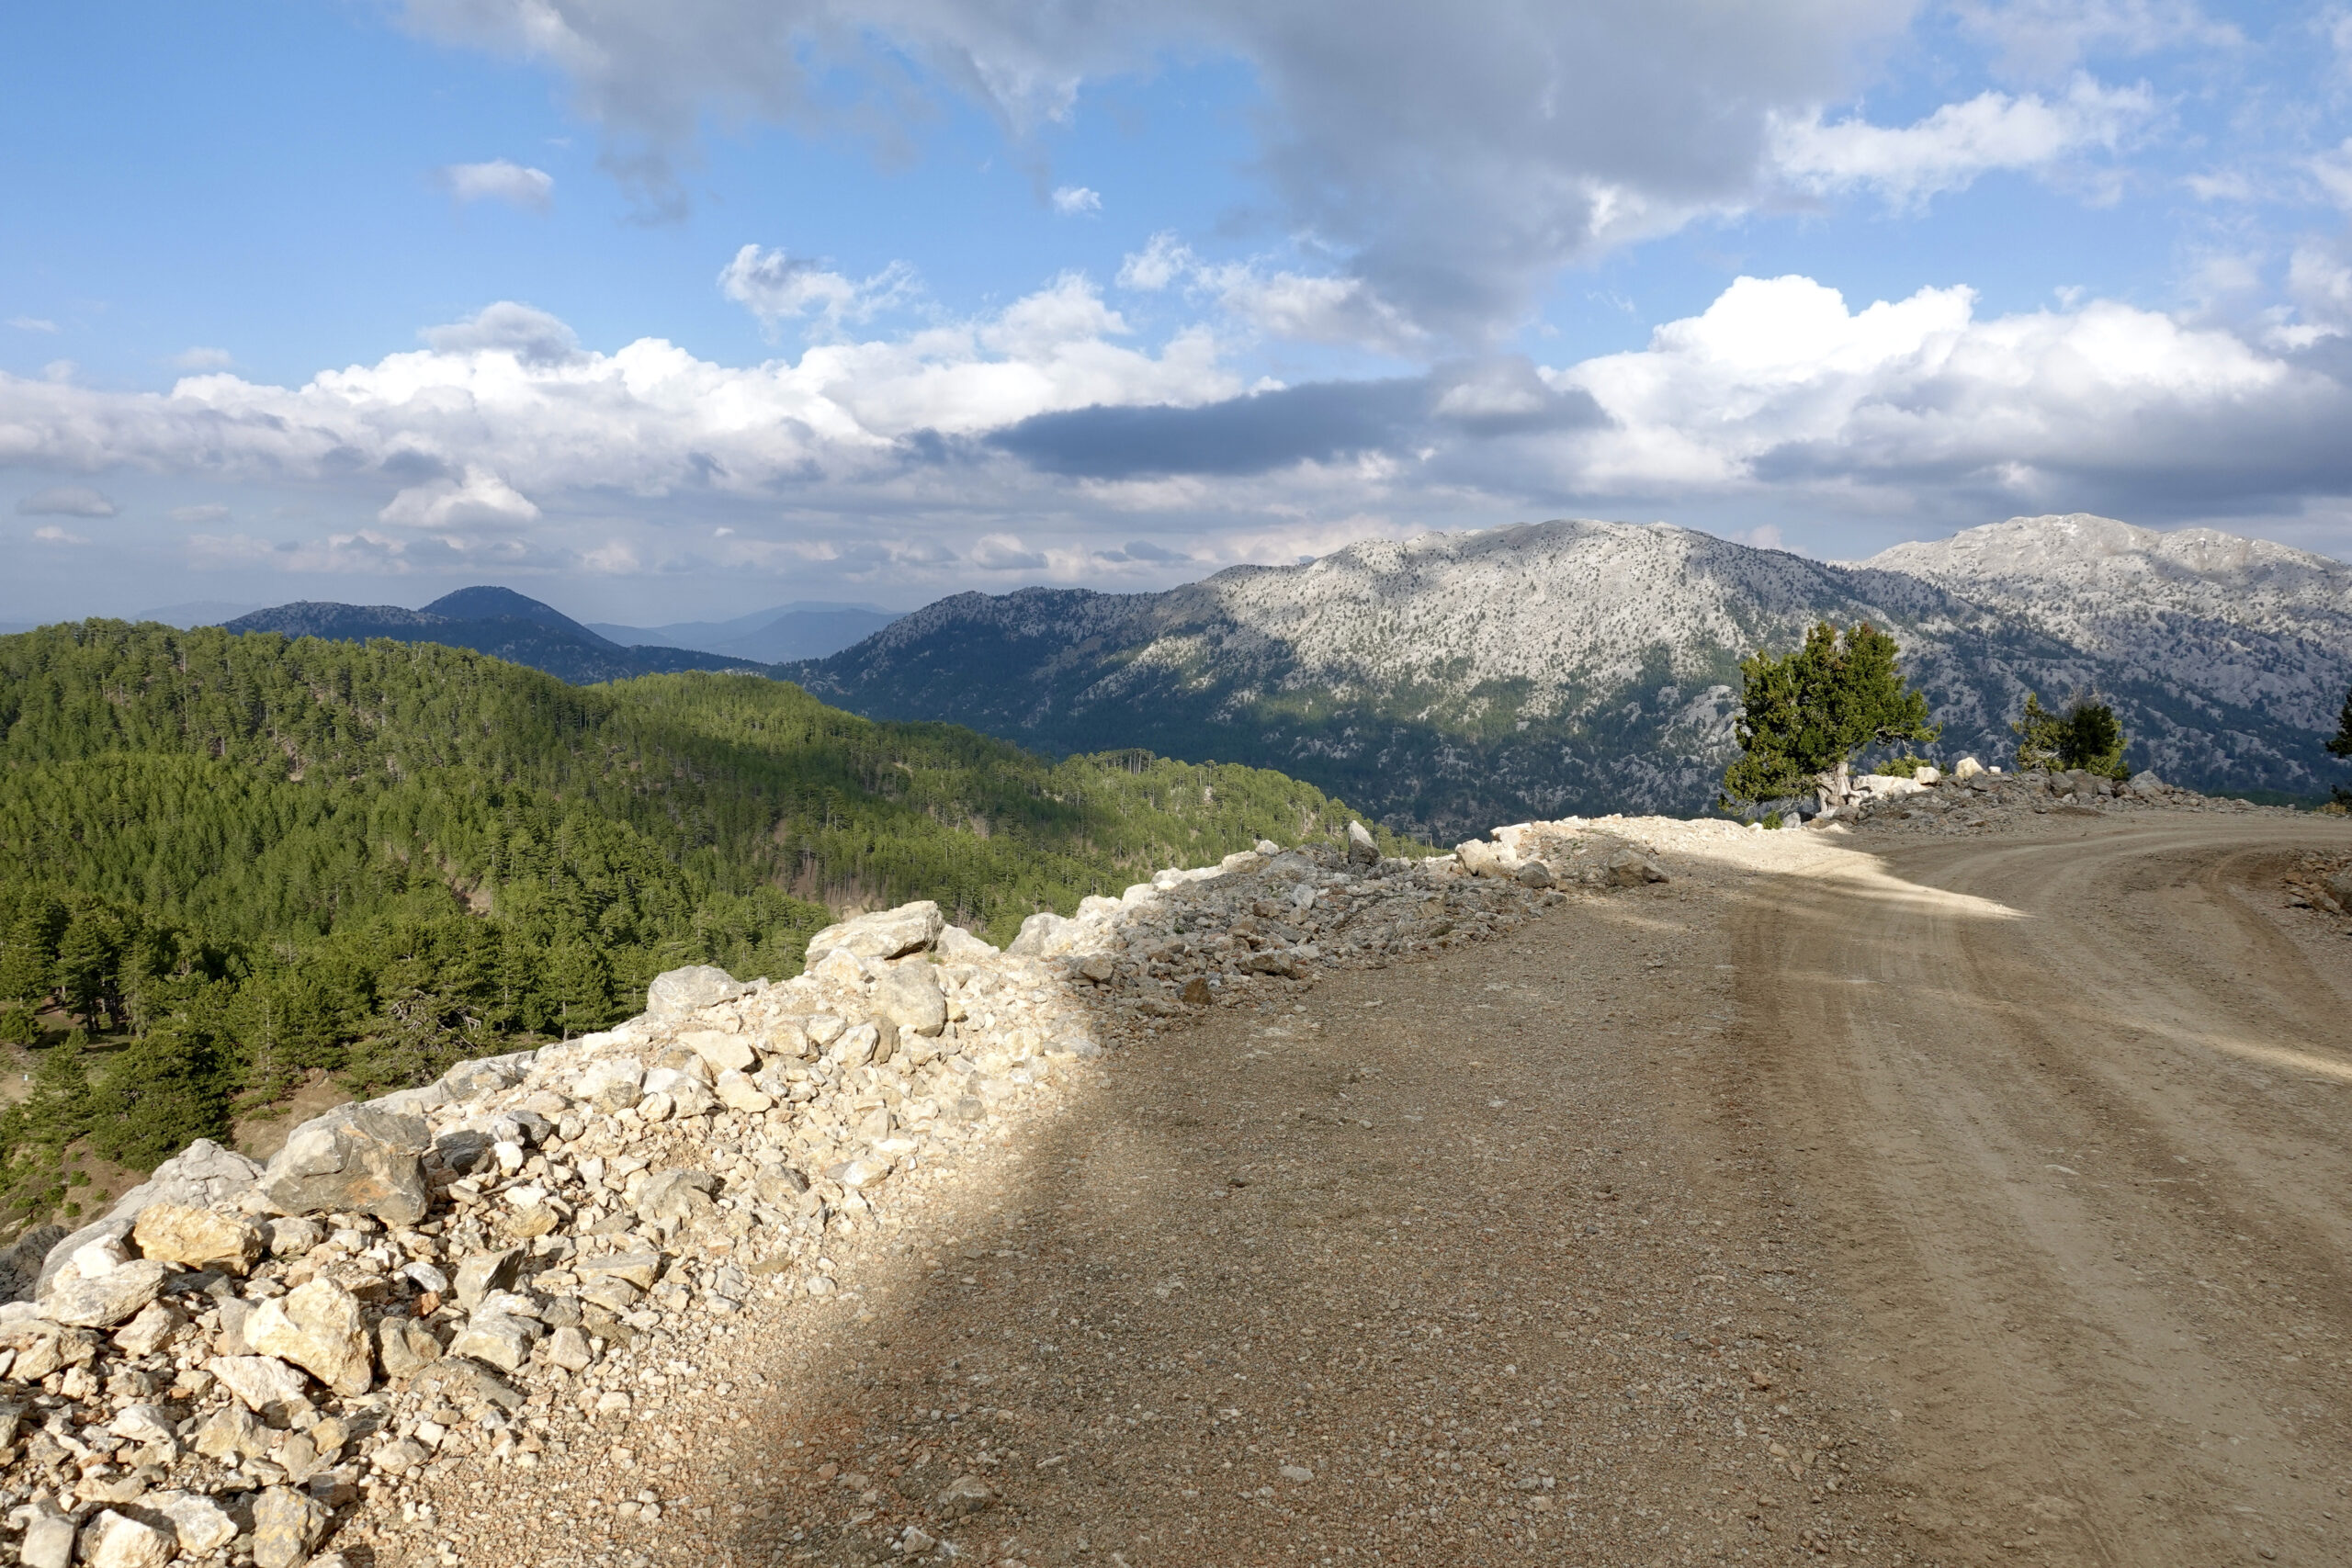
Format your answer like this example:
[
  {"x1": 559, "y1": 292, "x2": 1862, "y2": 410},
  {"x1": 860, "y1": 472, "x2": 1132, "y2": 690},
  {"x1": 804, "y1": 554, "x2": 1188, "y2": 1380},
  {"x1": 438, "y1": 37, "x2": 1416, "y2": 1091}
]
[{"x1": 1732, "y1": 816, "x2": 2352, "y2": 1568}]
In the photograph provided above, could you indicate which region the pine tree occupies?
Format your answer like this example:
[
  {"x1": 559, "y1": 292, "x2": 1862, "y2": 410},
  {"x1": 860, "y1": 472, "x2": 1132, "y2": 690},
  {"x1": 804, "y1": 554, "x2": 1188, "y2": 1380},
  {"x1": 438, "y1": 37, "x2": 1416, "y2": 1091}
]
[
  {"x1": 1719, "y1": 622, "x2": 1939, "y2": 813},
  {"x1": 2012, "y1": 692, "x2": 2127, "y2": 778}
]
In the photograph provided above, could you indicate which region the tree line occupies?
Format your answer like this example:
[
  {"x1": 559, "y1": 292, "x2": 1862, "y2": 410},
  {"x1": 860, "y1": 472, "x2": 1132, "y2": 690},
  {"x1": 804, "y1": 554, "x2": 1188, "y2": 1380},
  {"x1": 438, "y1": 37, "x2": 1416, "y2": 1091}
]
[
  {"x1": 1718, "y1": 619, "x2": 2352, "y2": 818},
  {"x1": 0, "y1": 621, "x2": 1404, "y2": 1227}
]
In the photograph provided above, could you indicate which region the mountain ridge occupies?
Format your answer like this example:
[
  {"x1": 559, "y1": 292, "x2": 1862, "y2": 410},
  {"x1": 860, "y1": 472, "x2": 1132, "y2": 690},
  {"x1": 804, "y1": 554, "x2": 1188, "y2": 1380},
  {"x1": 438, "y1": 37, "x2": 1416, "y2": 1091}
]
[
  {"x1": 223, "y1": 589, "x2": 763, "y2": 683},
  {"x1": 786, "y1": 515, "x2": 2351, "y2": 837}
]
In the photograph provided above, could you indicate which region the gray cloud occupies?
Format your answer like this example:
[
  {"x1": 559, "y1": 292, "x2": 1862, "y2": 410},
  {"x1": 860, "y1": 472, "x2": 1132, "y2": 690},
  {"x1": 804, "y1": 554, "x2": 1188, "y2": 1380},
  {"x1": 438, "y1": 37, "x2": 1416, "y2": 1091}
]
[
  {"x1": 422, "y1": 301, "x2": 582, "y2": 366},
  {"x1": 17, "y1": 484, "x2": 118, "y2": 518},
  {"x1": 397, "y1": 0, "x2": 1906, "y2": 341},
  {"x1": 986, "y1": 360, "x2": 1603, "y2": 479}
]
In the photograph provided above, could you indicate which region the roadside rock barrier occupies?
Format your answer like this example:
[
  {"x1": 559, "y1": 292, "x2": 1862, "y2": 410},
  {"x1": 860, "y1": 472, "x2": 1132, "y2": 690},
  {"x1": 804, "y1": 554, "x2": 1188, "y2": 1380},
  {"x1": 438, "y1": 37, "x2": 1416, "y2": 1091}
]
[{"x1": 0, "y1": 812, "x2": 1721, "y2": 1566}]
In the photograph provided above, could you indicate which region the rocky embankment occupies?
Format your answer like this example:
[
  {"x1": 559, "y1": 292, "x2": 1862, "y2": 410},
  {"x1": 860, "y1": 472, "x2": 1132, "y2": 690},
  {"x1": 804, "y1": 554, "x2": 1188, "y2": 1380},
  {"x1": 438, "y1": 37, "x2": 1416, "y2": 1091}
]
[
  {"x1": 1826, "y1": 760, "x2": 2295, "y2": 836},
  {"x1": 0, "y1": 781, "x2": 2310, "y2": 1568}
]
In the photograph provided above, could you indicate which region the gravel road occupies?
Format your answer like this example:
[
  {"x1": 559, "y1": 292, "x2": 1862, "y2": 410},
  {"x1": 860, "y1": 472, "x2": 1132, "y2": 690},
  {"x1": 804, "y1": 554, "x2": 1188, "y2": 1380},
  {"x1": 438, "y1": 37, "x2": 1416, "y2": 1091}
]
[{"x1": 360, "y1": 812, "x2": 2352, "y2": 1568}]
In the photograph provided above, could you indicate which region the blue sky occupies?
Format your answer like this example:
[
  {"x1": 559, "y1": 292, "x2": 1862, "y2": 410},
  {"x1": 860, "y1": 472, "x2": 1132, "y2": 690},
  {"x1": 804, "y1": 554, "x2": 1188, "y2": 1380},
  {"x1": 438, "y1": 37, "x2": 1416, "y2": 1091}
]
[{"x1": 6, "y1": 0, "x2": 2352, "y2": 625}]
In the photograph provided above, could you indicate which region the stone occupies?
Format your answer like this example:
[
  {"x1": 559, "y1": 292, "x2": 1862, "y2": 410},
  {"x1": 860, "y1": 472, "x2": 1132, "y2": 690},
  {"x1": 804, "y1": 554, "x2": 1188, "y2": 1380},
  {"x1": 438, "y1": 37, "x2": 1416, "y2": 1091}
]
[
  {"x1": 1007, "y1": 911, "x2": 1078, "y2": 958},
  {"x1": 1181, "y1": 976, "x2": 1214, "y2": 1007},
  {"x1": 453, "y1": 1248, "x2": 523, "y2": 1312},
  {"x1": 1239, "y1": 951, "x2": 1299, "y2": 977},
  {"x1": 372, "y1": 1437, "x2": 428, "y2": 1474},
  {"x1": 806, "y1": 901, "x2": 944, "y2": 962},
  {"x1": 936, "y1": 925, "x2": 998, "y2": 960},
  {"x1": 133, "y1": 1202, "x2": 265, "y2": 1274},
  {"x1": 40, "y1": 1258, "x2": 171, "y2": 1328},
  {"x1": 1600, "y1": 851, "x2": 1668, "y2": 886},
  {"x1": 110, "y1": 1299, "x2": 185, "y2": 1357},
  {"x1": 1347, "y1": 819, "x2": 1379, "y2": 866},
  {"x1": 636, "y1": 1170, "x2": 718, "y2": 1223},
  {"x1": 581, "y1": 1059, "x2": 644, "y2": 1112},
  {"x1": 409, "y1": 1355, "x2": 525, "y2": 1413},
  {"x1": 578, "y1": 1249, "x2": 664, "y2": 1290},
  {"x1": 206, "y1": 1354, "x2": 313, "y2": 1419},
  {"x1": 1454, "y1": 839, "x2": 1509, "y2": 877},
  {"x1": 873, "y1": 964, "x2": 947, "y2": 1037},
  {"x1": 833, "y1": 1023, "x2": 880, "y2": 1068},
  {"x1": 935, "y1": 1474, "x2": 994, "y2": 1516},
  {"x1": 828, "y1": 1155, "x2": 893, "y2": 1189},
  {"x1": 1513, "y1": 860, "x2": 1555, "y2": 888},
  {"x1": 252, "y1": 1485, "x2": 332, "y2": 1568},
  {"x1": 151, "y1": 1491, "x2": 238, "y2": 1554},
  {"x1": 34, "y1": 1139, "x2": 263, "y2": 1299},
  {"x1": 378, "y1": 1314, "x2": 443, "y2": 1379},
  {"x1": 258, "y1": 1103, "x2": 431, "y2": 1225},
  {"x1": 805, "y1": 1014, "x2": 847, "y2": 1047},
  {"x1": 545, "y1": 1324, "x2": 594, "y2": 1371},
  {"x1": 78, "y1": 1510, "x2": 175, "y2": 1568},
  {"x1": 19, "y1": 1513, "x2": 75, "y2": 1568},
  {"x1": 246, "y1": 1277, "x2": 373, "y2": 1396},
  {"x1": 806, "y1": 948, "x2": 868, "y2": 987},
  {"x1": 267, "y1": 1217, "x2": 324, "y2": 1257},
  {"x1": 2128, "y1": 769, "x2": 2167, "y2": 795},
  {"x1": 677, "y1": 1030, "x2": 756, "y2": 1075},
  {"x1": 1951, "y1": 755, "x2": 1984, "y2": 780},
  {"x1": 645, "y1": 964, "x2": 741, "y2": 1020},
  {"x1": 191, "y1": 1402, "x2": 269, "y2": 1461},
  {"x1": 109, "y1": 1401, "x2": 179, "y2": 1447},
  {"x1": 714, "y1": 1069, "x2": 774, "y2": 1113},
  {"x1": 449, "y1": 1312, "x2": 537, "y2": 1373},
  {"x1": 1279, "y1": 1463, "x2": 1315, "y2": 1483}
]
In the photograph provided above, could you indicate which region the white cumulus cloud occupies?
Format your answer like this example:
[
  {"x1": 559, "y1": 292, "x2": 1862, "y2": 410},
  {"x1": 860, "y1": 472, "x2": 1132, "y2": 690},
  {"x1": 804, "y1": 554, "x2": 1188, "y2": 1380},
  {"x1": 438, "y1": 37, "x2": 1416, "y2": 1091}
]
[
  {"x1": 440, "y1": 159, "x2": 555, "y2": 209},
  {"x1": 7, "y1": 316, "x2": 59, "y2": 333},
  {"x1": 379, "y1": 464, "x2": 542, "y2": 530},
  {"x1": 718, "y1": 244, "x2": 920, "y2": 333},
  {"x1": 31, "y1": 525, "x2": 91, "y2": 546},
  {"x1": 1771, "y1": 75, "x2": 2156, "y2": 208},
  {"x1": 1051, "y1": 185, "x2": 1102, "y2": 214}
]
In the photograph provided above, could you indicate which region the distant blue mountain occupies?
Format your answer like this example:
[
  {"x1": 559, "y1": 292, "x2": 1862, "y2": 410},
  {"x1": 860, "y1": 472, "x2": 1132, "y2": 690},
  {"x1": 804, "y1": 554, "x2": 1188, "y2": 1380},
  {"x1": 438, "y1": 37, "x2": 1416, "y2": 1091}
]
[
  {"x1": 222, "y1": 588, "x2": 765, "y2": 684},
  {"x1": 591, "y1": 601, "x2": 901, "y2": 663}
]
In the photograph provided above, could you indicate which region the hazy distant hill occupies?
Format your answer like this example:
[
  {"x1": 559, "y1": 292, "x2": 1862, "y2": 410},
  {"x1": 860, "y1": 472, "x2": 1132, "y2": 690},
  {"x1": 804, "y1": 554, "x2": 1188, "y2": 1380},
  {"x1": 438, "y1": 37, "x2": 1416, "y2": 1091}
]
[
  {"x1": 225, "y1": 586, "x2": 763, "y2": 683},
  {"x1": 592, "y1": 601, "x2": 901, "y2": 663},
  {"x1": 786, "y1": 516, "x2": 2352, "y2": 838}
]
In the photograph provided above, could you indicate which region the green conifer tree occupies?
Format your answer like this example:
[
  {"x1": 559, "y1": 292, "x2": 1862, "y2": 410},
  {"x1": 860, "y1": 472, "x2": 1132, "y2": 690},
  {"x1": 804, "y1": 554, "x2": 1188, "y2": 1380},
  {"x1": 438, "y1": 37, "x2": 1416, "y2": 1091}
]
[{"x1": 1719, "y1": 622, "x2": 1939, "y2": 813}]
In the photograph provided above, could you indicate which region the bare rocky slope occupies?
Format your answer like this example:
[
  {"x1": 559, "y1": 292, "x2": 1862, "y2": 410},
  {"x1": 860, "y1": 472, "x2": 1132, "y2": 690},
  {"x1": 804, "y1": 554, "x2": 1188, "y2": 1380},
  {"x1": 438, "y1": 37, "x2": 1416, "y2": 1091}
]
[{"x1": 786, "y1": 515, "x2": 2352, "y2": 840}]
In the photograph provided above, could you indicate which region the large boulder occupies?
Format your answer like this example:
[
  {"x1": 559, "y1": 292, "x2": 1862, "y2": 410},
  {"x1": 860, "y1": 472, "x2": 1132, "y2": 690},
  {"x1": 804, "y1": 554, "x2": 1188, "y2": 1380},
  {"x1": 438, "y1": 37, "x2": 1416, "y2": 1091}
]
[
  {"x1": 252, "y1": 1486, "x2": 332, "y2": 1568},
  {"x1": 1007, "y1": 911, "x2": 1078, "y2": 958},
  {"x1": 77, "y1": 1510, "x2": 175, "y2": 1568},
  {"x1": 131, "y1": 1204, "x2": 265, "y2": 1275},
  {"x1": 40, "y1": 1258, "x2": 172, "y2": 1328},
  {"x1": 1346, "y1": 820, "x2": 1379, "y2": 867},
  {"x1": 936, "y1": 924, "x2": 999, "y2": 961},
  {"x1": 205, "y1": 1355, "x2": 312, "y2": 1421},
  {"x1": 258, "y1": 1103, "x2": 431, "y2": 1225},
  {"x1": 872, "y1": 964, "x2": 947, "y2": 1039},
  {"x1": 245, "y1": 1278, "x2": 373, "y2": 1396},
  {"x1": 1454, "y1": 840, "x2": 1510, "y2": 878},
  {"x1": 34, "y1": 1139, "x2": 263, "y2": 1298},
  {"x1": 806, "y1": 901, "x2": 944, "y2": 962},
  {"x1": 645, "y1": 965, "x2": 741, "y2": 1021}
]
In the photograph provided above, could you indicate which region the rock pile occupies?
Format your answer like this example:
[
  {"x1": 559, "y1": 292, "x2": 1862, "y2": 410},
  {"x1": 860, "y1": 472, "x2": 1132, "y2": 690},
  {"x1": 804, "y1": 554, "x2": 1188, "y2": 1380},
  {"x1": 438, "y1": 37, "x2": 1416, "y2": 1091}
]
[
  {"x1": 1832, "y1": 764, "x2": 2290, "y2": 834},
  {"x1": 0, "y1": 819, "x2": 1696, "y2": 1568}
]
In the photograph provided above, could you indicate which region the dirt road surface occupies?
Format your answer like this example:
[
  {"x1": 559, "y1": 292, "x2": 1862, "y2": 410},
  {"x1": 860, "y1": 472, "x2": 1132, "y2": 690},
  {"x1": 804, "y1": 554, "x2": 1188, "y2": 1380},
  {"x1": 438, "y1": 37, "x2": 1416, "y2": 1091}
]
[{"x1": 371, "y1": 813, "x2": 2352, "y2": 1568}]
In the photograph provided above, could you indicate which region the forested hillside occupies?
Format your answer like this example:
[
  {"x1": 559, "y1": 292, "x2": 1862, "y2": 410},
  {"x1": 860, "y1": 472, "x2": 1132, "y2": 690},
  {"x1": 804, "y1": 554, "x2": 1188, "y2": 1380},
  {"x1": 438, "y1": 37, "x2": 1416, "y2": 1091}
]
[{"x1": 0, "y1": 621, "x2": 1392, "y2": 1227}]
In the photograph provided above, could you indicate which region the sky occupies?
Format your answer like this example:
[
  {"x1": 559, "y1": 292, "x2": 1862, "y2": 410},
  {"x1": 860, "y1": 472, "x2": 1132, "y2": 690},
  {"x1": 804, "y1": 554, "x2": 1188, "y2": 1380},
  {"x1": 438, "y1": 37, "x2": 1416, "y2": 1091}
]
[{"x1": 6, "y1": 0, "x2": 2352, "y2": 625}]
